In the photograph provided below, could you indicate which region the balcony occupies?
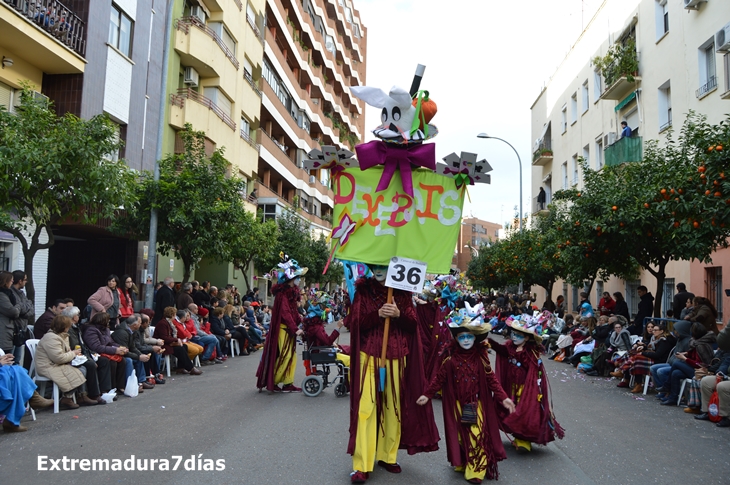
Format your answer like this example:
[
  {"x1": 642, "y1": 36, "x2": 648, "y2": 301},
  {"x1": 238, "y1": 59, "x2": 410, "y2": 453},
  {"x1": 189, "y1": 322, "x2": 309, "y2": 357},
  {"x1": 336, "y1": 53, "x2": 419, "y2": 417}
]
[
  {"x1": 696, "y1": 76, "x2": 717, "y2": 99},
  {"x1": 175, "y1": 17, "x2": 239, "y2": 70},
  {"x1": 170, "y1": 88, "x2": 236, "y2": 131},
  {"x1": 601, "y1": 74, "x2": 641, "y2": 101},
  {"x1": 532, "y1": 196, "x2": 549, "y2": 215},
  {"x1": 2, "y1": 0, "x2": 85, "y2": 57},
  {"x1": 532, "y1": 147, "x2": 553, "y2": 167},
  {"x1": 604, "y1": 136, "x2": 642, "y2": 167},
  {"x1": 595, "y1": 38, "x2": 640, "y2": 101}
]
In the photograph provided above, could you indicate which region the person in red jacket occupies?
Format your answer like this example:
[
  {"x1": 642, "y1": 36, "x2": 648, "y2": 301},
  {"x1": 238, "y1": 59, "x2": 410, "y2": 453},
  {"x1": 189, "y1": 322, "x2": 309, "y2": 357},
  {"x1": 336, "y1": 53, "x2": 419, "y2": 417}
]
[
  {"x1": 598, "y1": 292, "x2": 616, "y2": 317},
  {"x1": 255, "y1": 254, "x2": 307, "y2": 393}
]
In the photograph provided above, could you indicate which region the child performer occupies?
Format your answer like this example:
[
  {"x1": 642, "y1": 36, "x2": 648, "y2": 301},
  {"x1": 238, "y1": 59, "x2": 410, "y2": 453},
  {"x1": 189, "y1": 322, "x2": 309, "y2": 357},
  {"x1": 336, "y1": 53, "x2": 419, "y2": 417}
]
[
  {"x1": 488, "y1": 318, "x2": 564, "y2": 453},
  {"x1": 417, "y1": 312, "x2": 516, "y2": 484}
]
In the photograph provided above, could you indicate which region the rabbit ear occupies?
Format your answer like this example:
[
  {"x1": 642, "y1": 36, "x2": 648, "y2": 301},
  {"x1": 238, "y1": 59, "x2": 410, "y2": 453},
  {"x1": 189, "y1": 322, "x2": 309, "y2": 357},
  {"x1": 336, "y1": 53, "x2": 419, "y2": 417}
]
[
  {"x1": 351, "y1": 86, "x2": 390, "y2": 108},
  {"x1": 388, "y1": 86, "x2": 412, "y2": 107}
]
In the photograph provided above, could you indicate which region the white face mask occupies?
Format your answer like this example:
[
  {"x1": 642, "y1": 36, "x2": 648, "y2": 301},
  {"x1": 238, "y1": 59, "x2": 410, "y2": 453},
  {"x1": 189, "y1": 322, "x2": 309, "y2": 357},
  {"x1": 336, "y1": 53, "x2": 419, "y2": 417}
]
[
  {"x1": 511, "y1": 333, "x2": 526, "y2": 345},
  {"x1": 456, "y1": 333, "x2": 476, "y2": 350},
  {"x1": 372, "y1": 267, "x2": 387, "y2": 282}
]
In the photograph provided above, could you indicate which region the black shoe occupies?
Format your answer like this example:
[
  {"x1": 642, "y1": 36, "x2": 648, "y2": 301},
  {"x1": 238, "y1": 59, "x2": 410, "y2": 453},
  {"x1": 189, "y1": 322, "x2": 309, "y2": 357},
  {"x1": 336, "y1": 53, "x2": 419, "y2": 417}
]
[
  {"x1": 584, "y1": 370, "x2": 599, "y2": 376},
  {"x1": 695, "y1": 412, "x2": 710, "y2": 421},
  {"x1": 716, "y1": 417, "x2": 730, "y2": 427}
]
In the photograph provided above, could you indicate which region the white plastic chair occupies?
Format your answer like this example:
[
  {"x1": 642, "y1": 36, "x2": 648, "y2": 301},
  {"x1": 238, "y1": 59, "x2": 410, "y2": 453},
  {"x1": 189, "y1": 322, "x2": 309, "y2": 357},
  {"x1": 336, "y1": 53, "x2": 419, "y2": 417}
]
[
  {"x1": 25, "y1": 339, "x2": 63, "y2": 414},
  {"x1": 159, "y1": 354, "x2": 172, "y2": 377},
  {"x1": 230, "y1": 339, "x2": 239, "y2": 357},
  {"x1": 678, "y1": 378, "x2": 693, "y2": 405},
  {"x1": 629, "y1": 373, "x2": 652, "y2": 396}
]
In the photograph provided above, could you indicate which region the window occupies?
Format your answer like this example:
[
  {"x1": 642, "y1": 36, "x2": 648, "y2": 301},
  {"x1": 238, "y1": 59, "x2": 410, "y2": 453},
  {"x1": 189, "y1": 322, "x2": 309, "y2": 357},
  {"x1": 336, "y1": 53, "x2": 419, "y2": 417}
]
[
  {"x1": 697, "y1": 39, "x2": 717, "y2": 98},
  {"x1": 625, "y1": 280, "x2": 641, "y2": 319},
  {"x1": 262, "y1": 204, "x2": 277, "y2": 222},
  {"x1": 596, "y1": 281, "x2": 604, "y2": 306},
  {"x1": 324, "y1": 34, "x2": 336, "y2": 55},
  {"x1": 658, "y1": 80, "x2": 672, "y2": 131},
  {"x1": 572, "y1": 154, "x2": 579, "y2": 186},
  {"x1": 595, "y1": 138, "x2": 604, "y2": 169},
  {"x1": 662, "y1": 278, "x2": 675, "y2": 318},
  {"x1": 570, "y1": 93, "x2": 577, "y2": 124},
  {"x1": 344, "y1": 6, "x2": 353, "y2": 23},
  {"x1": 561, "y1": 162, "x2": 568, "y2": 189},
  {"x1": 298, "y1": 111, "x2": 311, "y2": 134},
  {"x1": 109, "y1": 4, "x2": 133, "y2": 57},
  {"x1": 0, "y1": 81, "x2": 19, "y2": 113},
  {"x1": 581, "y1": 81, "x2": 589, "y2": 113},
  {"x1": 203, "y1": 87, "x2": 232, "y2": 117},
  {"x1": 561, "y1": 105, "x2": 567, "y2": 133},
  {"x1": 246, "y1": 2, "x2": 256, "y2": 24},
  {"x1": 209, "y1": 22, "x2": 236, "y2": 56},
  {"x1": 582, "y1": 145, "x2": 590, "y2": 170},
  {"x1": 655, "y1": 0, "x2": 668, "y2": 40},
  {"x1": 706, "y1": 267, "x2": 723, "y2": 321},
  {"x1": 593, "y1": 69, "x2": 602, "y2": 102},
  {"x1": 240, "y1": 116, "x2": 251, "y2": 138},
  {"x1": 724, "y1": 54, "x2": 730, "y2": 95}
]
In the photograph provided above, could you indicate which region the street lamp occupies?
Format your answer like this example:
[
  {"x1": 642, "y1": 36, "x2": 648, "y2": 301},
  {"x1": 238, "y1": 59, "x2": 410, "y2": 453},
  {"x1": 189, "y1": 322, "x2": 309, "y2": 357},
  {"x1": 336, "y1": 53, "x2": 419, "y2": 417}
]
[
  {"x1": 478, "y1": 133, "x2": 523, "y2": 292},
  {"x1": 464, "y1": 244, "x2": 479, "y2": 257},
  {"x1": 477, "y1": 133, "x2": 523, "y2": 233}
]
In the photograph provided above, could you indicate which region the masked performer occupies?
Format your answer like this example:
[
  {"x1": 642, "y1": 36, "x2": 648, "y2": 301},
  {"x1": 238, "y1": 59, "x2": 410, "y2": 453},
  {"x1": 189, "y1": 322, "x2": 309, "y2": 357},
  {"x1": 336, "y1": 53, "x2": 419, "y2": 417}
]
[{"x1": 302, "y1": 292, "x2": 350, "y2": 367}]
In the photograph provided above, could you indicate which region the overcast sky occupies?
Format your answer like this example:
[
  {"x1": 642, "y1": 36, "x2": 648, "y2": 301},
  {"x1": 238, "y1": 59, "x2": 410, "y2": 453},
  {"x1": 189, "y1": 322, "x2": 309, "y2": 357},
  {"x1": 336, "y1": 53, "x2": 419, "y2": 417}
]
[{"x1": 354, "y1": 0, "x2": 605, "y2": 231}]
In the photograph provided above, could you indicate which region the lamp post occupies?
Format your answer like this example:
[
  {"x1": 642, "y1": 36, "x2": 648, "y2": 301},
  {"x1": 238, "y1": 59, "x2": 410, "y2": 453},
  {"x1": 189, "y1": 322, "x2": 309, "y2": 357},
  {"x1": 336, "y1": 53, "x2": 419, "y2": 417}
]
[
  {"x1": 477, "y1": 133, "x2": 523, "y2": 292},
  {"x1": 464, "y1": 244, "x2": 479, "y2": 257}
]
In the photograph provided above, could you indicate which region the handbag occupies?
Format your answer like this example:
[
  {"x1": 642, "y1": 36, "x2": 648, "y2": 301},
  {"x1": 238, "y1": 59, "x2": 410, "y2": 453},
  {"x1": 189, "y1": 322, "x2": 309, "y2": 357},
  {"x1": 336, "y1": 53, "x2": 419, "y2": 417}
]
[
  {"x1": 100, "y1": 352, "x2": 123, "y2": 363},
  {"x1": 12, "y1": 322, "x2": 27, "y2": 346},
  {"x1": 694, "y1": 367, "x2": 712, "y2": 380},
  {"x1": 708, "y1": 374, "x2": 723, "y2": 423},
  {"x1": 460, "y1": 402, "x2": 478, "y2": 424}
]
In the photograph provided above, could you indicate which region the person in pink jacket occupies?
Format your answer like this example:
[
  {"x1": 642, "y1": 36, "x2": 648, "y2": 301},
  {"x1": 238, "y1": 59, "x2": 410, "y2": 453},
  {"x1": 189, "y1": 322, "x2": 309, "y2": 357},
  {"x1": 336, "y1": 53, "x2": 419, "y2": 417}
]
[{"x1": 88, "y1": 275, "x2": 123, "y2": 330}]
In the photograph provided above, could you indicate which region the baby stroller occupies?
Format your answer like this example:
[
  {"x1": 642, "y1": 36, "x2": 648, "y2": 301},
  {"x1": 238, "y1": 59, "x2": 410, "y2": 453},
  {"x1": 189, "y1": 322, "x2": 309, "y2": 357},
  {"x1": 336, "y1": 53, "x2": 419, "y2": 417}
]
[{"x1": 301, "y1": 341, "x2": 349, "y2": 398}]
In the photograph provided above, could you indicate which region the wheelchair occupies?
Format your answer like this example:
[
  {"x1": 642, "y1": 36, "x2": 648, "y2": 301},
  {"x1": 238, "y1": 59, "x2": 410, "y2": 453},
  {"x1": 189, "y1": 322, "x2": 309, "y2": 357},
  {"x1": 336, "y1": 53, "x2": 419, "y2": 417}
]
[{"x1": 301, "y1": 343, "x2": 349, "y2": 398}]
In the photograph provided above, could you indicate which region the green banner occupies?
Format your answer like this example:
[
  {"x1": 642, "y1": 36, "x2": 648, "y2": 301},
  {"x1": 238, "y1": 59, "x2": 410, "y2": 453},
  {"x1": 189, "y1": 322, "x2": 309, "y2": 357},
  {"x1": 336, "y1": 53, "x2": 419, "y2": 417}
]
[{"x1": 332, "y1": 167, "x2": 465, "y2": 274}]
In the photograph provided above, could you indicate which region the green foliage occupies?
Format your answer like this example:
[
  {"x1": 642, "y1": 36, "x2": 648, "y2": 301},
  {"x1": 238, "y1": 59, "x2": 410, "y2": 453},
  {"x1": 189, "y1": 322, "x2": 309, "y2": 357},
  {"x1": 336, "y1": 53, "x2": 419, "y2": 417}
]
[
  {"x1": 592, "y1": 36, "x2": 639, "y2": 86},
  {"x1": 229, "y1": 210, "x2": 279, "y2": 291},
  {"x1": 0, "y1": 87, "x2": 134, "y2": 300},
  {"x1": 114, "y1": 124, "x2": 248, "y2": 282}
]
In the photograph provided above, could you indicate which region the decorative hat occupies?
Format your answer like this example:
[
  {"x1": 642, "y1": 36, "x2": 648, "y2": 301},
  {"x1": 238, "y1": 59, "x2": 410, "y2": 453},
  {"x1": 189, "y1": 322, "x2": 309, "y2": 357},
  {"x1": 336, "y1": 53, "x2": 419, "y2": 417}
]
[
  {"x1": 306, "y1": 291, "x2": 333, "y2": 319},
  {"x1": 505, "y1": 315, "x2": 543, "y2": 343},
  {"x1": 445, "y1": 309, "x2": 492, "y2": 342},
  {"x1": 274, "y1": 252, "x2": 308, "y2": 284}
]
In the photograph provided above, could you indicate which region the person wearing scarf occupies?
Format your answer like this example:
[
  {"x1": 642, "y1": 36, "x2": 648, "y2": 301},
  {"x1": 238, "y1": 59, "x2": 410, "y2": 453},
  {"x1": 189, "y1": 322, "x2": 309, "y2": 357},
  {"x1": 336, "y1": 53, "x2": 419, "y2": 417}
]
[
  {"x1": 488, "y1": 320, "x2": 565, "y2": 454},
  {"x1": 255, "y1": 262, "x2": 306, "y2": 393},
  {"x1": 417, "y1": 316, "x2": 515, "y2": 483},
  {"x1": 346, "y1": 268, "x2": 440, "y2": 484}
]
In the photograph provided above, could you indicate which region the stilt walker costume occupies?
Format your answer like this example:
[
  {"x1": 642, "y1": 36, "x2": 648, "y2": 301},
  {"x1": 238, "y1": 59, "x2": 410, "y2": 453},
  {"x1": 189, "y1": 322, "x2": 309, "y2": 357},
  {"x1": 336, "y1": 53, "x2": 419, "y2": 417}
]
[
  {"x1": 346, "y1": 270, "x2": 440, "y2": 483},
  {"x1": 488, "y1": 317, "x2": 564, "y2": 453},
  {"x1": 418, "y1": 311, "x2": 515, "y2": 483},
  {"x1": 255, "y1": 254, "x2": 307, "y2": 393}
]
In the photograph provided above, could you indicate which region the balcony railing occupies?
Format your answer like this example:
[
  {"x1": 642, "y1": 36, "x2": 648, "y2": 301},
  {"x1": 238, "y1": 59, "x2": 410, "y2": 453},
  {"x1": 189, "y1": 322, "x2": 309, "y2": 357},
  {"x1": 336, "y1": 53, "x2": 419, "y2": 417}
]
[
  {"x1": 240, "y1": 128, "x2": 261, "y2": 152},
  {"x1": 175, "y1": 17, "x2": 239, "y2": 70},
  {"x1": 171, "y1": 88, "x2": 236, "y2": 130},
  {"x1": 3, "y1": 0, "x2": 86, "y2": 57},
  {"x1": 246, "y1": 14, "x2": 264, "y2": 44},
  {"x1": 696, "y1": 76, "x2": 717, "y2": 98},
  {"x1": 604, "y1": 136, "x2": 642, "y2": 167},
  {"x1": 232, "y1": 0, "x2": 242, "y2": 10},
  {"x1": 244, "y1": 71, "x2": 262, "y2": 97}
]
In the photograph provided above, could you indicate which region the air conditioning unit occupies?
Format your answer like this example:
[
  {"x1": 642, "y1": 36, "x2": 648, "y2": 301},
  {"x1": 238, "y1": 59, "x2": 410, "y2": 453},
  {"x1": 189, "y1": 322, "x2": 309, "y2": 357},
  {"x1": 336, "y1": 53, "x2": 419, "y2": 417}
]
[
  {"x1": 309, "y1": 175, "x2": 317, "y2": 184},
  {"x1": 190, "y1": 6, "x2": 206, "y2": 23},
  {"x1": 31, "y1": 90, "x2": 49, "y2": 104},
  {"x1": 603, "y1": 132, "x2": 617, "y2": 147},
  {"x1": 183, "y1": 66, "x2": 199, "y2": 86},
  {"x1": 684, "y1": 0, "x2": 706, "y2": 10},
  {"x1": 716, "y1": 22, "x2": 730, "y2": 52}
]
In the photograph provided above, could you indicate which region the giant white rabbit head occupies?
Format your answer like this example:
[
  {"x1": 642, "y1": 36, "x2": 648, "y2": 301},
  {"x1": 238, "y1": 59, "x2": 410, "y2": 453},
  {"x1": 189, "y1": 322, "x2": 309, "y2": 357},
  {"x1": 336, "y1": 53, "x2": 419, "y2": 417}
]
[{"x1": 351, "y1": 85, "x2": 423, "y2": 142}]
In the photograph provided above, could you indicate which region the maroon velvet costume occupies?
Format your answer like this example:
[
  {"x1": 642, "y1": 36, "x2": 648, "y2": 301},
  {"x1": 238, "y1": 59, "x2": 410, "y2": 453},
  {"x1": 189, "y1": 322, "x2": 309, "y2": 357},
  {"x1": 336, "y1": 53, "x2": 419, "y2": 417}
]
[
  {"x1": 424, "y1": 341, "x2": 509, "y2": 480},
  {"x1": 303, "y1": 316, "x2": 350, "y2": 354},
  {"x1": 255, "y1": 283, "x2": 302, "y2": 391},
  {"x1": 489, "y1": 338, "x2": 565, "y2": 445},
  {"x1": 345, "y1": 277, "x2": 440, "y2": 456}
]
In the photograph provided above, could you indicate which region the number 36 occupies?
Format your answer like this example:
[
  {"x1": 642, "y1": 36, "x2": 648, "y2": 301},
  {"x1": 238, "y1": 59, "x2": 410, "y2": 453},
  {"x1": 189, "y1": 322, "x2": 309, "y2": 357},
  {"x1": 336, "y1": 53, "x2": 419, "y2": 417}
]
[{"x1": 391, "y1": 264, "x2": 422, "y2": 285}]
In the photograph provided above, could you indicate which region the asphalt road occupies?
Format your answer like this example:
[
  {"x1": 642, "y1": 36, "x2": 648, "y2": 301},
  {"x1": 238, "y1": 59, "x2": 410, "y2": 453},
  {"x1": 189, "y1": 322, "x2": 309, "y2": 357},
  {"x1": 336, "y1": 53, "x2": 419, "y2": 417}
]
[{"x1": 1, "y1": 329, "x2": 729, "y2": 485}]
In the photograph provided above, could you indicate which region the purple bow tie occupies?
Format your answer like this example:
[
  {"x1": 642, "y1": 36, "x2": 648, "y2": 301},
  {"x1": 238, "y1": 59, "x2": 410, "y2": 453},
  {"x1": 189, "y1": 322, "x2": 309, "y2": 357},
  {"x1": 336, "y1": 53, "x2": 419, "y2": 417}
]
[{"x1": 355, "y1": 140, "x2": 436, "y2": 197}]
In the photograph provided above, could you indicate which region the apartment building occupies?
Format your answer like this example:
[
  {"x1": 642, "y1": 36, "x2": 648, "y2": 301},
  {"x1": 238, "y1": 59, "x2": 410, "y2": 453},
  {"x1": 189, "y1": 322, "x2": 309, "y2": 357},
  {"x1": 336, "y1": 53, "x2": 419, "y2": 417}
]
[
  {"x1": 158, "y1": 0, "x2": 266, "y2": 285},
  {"x1": 1, "y1": 0, "x2": 167, "y2": 312},
  {"x1": 256, "y1": 0, "x2": 366, "y2": 236},
  {"x1": 530, "y1": 0, "x2": 730, "y2": 320},
  {"x1": 453, "y1": 217, "x2": 502, "y2": 273}
]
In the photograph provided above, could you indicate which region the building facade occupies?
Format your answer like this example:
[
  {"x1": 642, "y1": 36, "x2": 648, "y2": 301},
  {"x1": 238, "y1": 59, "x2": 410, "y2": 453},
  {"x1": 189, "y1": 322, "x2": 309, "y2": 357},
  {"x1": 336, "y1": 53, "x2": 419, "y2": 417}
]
[
  {"x1": 453, "y1": 217, "x2": 501, "y2": 274},
  {"x1": 530, "y1": 0, "x2": 730, "y2": 320},
  {"x1": 1, "y1": 0, "x2": 168, "y2": 313}
]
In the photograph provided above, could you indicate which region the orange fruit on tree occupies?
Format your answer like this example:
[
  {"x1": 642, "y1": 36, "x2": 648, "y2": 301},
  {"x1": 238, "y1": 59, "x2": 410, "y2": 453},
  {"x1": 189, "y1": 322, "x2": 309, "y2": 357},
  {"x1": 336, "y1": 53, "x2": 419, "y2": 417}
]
[
  {"x1": 673, "y1": 221, "x2": 680, "y2": 228},
  {"x1": 717, "y1": 145, "x2": 724, "y2": 151},
  {"x1": 701, "y1": 174, "x2": 707, "y2": 180},
  {"x1": 660, "y1": 188, "x2": 667, "y2": 195},
  {"x1": 715, "y1": 191, "x2": 722, "y2": 197},
  {"x1": 708, "y1": 146, "x2": 715, "y2": 152},
  {"x1": 699, "y1": 165, "x2": 707, "y2": 172},
  {"x1": 644, "y1": 202, "x2": 650, "y2": 208},
  {"x1": 612, "y1": 205, "x2": 618, "y2": 211},
  {"x1": 620, "y1": 222, "x2": 625, "y2": 227},
  {"x1": 721, "y1": 172, "x2": 726, "y2": 179},
  {"x1": 706, "y1": 190, "x2": 711, "y2": 196},
  {"x1": 679, "y1": 188, "x2": 684, "y2": 194},
  {"x1": 693, "y1": 221, "x2": 700, "y2": 228},
  {"x1": 670, "y1": 188, "x2": 675, "y2": 194},
  {"x1": 714, "y1": 180, "x2": 720, "y2": 186},
  {"x1": 604, "y1": 249, "x2": 609, "y2": 254}
]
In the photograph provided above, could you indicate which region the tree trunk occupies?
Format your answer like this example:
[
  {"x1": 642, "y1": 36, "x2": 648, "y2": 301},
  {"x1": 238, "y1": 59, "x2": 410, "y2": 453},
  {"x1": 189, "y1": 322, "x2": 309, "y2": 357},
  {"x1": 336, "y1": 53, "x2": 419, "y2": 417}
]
[
  {"x1": 19, "y1": 223, "x2": 55, "y2": 304},
  {"x1": 22, "y1": 245, "x2": 36, "y2": 303},
  {"x1": 181, "y1": 253, "x2": 192, "y2": 285},
  {"x1": 652, "y1": 265, "x2": 667, "y2": 318}
]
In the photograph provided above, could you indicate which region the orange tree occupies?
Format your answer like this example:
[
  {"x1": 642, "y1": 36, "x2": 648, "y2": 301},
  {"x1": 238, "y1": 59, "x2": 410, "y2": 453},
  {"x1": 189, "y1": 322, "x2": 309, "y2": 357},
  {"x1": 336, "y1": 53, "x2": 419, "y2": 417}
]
[{"x1": 554, "y1": 113, "x2": 730, "y2": 317}]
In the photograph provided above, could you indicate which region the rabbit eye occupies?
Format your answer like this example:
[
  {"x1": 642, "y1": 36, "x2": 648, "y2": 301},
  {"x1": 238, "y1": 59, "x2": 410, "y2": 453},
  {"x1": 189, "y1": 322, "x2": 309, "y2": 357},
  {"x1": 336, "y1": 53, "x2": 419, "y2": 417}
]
[
  {"x1": 381, "y1": 108, "x2": 388, "y2": 123},
  {"x1": 392, "y1": 107, "x2": 401, "y2": 121}
]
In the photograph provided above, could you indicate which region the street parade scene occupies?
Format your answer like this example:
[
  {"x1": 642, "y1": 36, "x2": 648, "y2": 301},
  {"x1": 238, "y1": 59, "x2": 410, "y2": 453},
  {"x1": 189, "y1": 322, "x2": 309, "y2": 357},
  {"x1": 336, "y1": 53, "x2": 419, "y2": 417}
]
[{"x1": 2, "y1": 0, "x2": 730, "y2": 484}]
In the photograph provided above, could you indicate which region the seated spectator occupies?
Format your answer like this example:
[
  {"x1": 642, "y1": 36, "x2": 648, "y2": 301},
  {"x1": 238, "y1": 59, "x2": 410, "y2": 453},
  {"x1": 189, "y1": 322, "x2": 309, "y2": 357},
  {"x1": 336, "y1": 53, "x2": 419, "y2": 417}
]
[
  {"x1": 616, "y1": 323, "x2": 675, "y2": 392},
  {"x1": 171, "y1": 310, "x2": 205, "y2": 362},
  {"x1": 33, "y1": 299, "x2": 67, "y2": 340},
  {"x1": 64, "y1": 306, "x2": 108, "y2": 405},
  {"x1": 112, "y1": 315, "x2": 154, "y2": 393},
  {"x1": 36, "y1": 315, "x2": 87, "y2": 409},
  {"x1": 607, "y1": 317, "x2": 633, "y2": 376},
  {"x1": 680, "y1": 298, "x2": 694, "y2": 320},
  {"x1": 83, "y1": 313, "x2": 128, "y2": 395},
  {"x1": 651, "y1": 323, "x2": 692, "y2": 397},
  {"x1": 685, "y1": 348, "x2": 730, "y2": 414},
  {"x1": 694, "y1": 352, "x2": 730, "y2": 426},
  {"x1": 209, "y1": 307, "x2": 231, "y2": 358},
  {"x1": 185, "y1": 305, "x2": 220, "y2": 361},
  {"x1": 0, "y1": 352, "x2": 54, "y2": 432},
  {"x1": 135, "y1": 312, "x2": 164, "y2": 384},
  {"x1": 598, "y1": 292, "x2": 616, "y2": 317},
  {"x1": 660, "y1": 323, "x2": 716, "y2": 406},
  {"x1": 119, "y1": 275, "x2": 136, "y2": 321},
  {"x1": 685, "y1": 297, "x2": 720, "y2": 335},
  {"x1": 153, "y1": 307, "x2": 202, "y2": 375},
  {"x1": 223, "y1": 304, "x2": 249, "y2": 357}
]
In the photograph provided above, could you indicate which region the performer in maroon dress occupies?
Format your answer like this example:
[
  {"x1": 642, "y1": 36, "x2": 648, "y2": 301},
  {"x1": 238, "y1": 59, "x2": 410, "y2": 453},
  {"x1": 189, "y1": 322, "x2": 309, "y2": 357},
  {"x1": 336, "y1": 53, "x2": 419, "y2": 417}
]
[
  {"x1": 488, "y1": 318, "x2": 564, "y2": 453},
  {"x1": 418, "y1": 313, "x2": 515, "y2": 483},
  {"x1": 255, "y1": 254, "x2": 307, "y2": 393},
  {"x1": 346, "y1": 267, "x2": 439, "y2": 483},
  {"x1": 302, "y1": 292, "x2": 350, "y2": 365}
]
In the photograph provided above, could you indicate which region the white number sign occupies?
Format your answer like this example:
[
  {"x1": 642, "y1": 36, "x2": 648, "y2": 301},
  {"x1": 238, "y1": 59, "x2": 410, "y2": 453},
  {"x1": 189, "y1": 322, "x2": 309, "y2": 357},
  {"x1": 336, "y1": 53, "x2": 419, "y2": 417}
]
[{"x1": 385, "y1": 256, "x2": 428, "y2": 293}]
